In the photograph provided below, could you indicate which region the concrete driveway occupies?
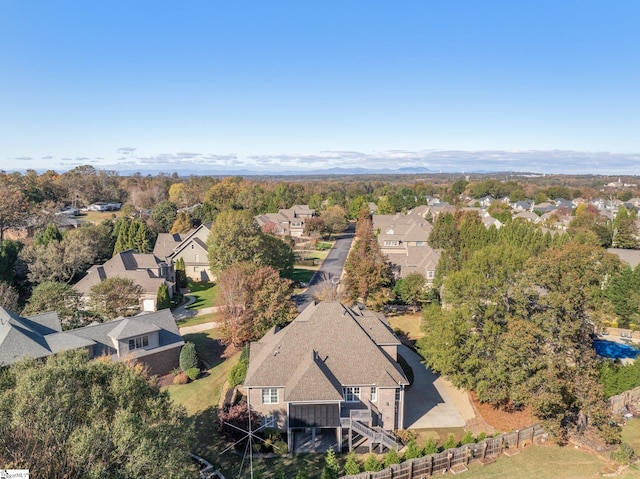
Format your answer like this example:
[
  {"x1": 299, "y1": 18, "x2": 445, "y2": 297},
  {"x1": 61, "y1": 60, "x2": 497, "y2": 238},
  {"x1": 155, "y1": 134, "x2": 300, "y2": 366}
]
[{"x1": 400, "y1": 345, "x2": 474, "y2": 429}]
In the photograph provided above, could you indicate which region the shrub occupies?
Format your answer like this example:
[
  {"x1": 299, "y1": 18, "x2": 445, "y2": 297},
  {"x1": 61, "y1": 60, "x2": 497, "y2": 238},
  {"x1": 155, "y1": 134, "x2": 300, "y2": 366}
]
[
  {"x1": 460, "y1": 430, "x2": 475, "y2": 445},
  {"x1": 186, "y1": 367, "x2": 200, "y2": 381},
  {"x1": 363, "y1": 453, "x2": 382, "y2": 472},
  {"x1": 179, "y1": 342, "x2": 199, "y2": 371},
  {"x1": 403, "y1": 438, "x2": 423, "y2": 460},
  {"x1": 423, "y1": 436, "x2": 439, "y2": 455},
  {"x1": 228, "y1": 345, "x2": 249, "y2": 387},
  {"x1": 476, "y1": 431, "x2": 487, "y2": 442},
  {"x1": 173, "y1": 372, "x2": 188, "y2": 384},
  {"x1": 383, "y1": 448, "x2": 401, "y2": 467},
  {"x1": 611, "y1": 443, "x2": 635, "y2": 465},
  {"x1": 344, "y1": 450, "x2": 361, "y2": 475},
  {"x1": 443, "y1": 433, "x2": 458, "y2": 450}
]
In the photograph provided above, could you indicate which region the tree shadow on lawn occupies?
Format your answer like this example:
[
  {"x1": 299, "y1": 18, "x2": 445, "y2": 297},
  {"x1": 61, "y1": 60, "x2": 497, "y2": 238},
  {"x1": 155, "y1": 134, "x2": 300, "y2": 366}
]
[{"x1": 183, "y1": 332, "x2": 227, "y2": 369}]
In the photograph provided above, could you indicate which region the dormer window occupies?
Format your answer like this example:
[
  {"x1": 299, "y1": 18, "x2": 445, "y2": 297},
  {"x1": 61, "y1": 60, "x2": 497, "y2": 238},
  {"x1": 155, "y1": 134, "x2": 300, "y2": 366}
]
[
  {"x1": 128, "y1": 335, "x2": 149, "y2": 350},
  {"x1": 384, "y1": 240, "x2": 400, "y2": 246}
]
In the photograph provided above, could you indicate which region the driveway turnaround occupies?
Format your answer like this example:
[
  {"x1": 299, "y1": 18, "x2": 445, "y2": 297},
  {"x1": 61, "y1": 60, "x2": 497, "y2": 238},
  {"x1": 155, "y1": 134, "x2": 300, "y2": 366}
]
[{"x1": 400, "y1": 345, "x2": 474, "y2": 429}]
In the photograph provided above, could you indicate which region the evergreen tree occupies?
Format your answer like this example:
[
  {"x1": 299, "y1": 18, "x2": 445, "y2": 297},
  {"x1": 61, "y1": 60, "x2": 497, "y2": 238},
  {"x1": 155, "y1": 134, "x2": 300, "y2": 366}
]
[
  {"x1": 362, "y1": 453, "x2": 382, "y2": 472},
  {"x1": 33, "y1": 223, "x2": 62, "y2": 247},
  {"x1": 179, "y1": 342, "x2": 199, "y2": 371},
  {"x1": 156, "y1": 283, "x2": 171, "y2": 310},
  {"x1": 295, "y1": 464, "x2": 309, "y2": 479},
  {"x1": 423, "y1": 436, "x2": 438, "y2": 455},
  {"x1": 403, "y1": 438, "x2": 423, "y2": 460},
  {"x1": 321, "y1": 447, "x2": 340, "y2": 479},
  {"x1": 383, "y1": 448, "x2": 401, "y2": 467},
  {"x1": 343, "y1": 449, "x2": 361, "y2": 475}
]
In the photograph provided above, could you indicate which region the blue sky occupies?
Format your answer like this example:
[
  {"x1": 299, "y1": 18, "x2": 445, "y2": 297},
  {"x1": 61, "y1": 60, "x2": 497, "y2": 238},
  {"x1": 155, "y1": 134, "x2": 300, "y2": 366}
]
[{"x1": 1, "y1": 1, "x2": 639, "y2": 174}]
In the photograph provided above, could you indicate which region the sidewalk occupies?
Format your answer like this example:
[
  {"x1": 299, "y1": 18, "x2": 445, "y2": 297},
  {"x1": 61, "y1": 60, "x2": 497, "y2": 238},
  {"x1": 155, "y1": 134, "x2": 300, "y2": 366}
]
[{"x1": 173, "y1": 293, "x2": 220, "y2": 335}]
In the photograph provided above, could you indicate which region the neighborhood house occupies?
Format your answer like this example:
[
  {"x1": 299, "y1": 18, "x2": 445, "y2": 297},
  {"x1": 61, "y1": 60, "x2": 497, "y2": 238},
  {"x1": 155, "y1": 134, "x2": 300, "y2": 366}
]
[
  {"x1": 74, "y1": 249, "x2": 175, "y2": 312},
  {"x1": 243, "y1": 301, "x2": 409, "y2": 453},
  {"x1": 0, "y1": 307, "x2": 184, "y2": 375}
]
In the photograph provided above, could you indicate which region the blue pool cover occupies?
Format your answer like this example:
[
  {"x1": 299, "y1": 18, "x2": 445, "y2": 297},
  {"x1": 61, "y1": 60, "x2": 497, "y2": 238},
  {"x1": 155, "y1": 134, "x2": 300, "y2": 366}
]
[{"x1": 593, "y1": 339, "x2": 640, "y2": 360}]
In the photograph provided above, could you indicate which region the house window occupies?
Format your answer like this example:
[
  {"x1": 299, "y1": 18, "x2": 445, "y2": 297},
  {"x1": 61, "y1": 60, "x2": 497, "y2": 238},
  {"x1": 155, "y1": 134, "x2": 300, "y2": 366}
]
[
  {"x1": 395, "y1": 388, "x2": 401, "y2": 403},
  {"x1": 263, "y1": 414, "x2": 276, "y2": 428},
  {"x1": 384, "y1": 240, "x2": 399, "y2": 246},
  {"x1": 416, "y1": 241, "x2": 426, "y2": 246},
  {"x1": 128, "y1": 335, "x2": 149, "y2": 350},
  {"x1": 370, "y1": 387, "x2": 377, "y2": 403},
  {"x1": 262, "y1": 388, "x2": 279, "y2": 404},
  {"x1": 343, "y1": 387, "x2": 361, "y2": 402},
  {"x1": 427, "y1": 270, "x2": 435, "y2": 280}
]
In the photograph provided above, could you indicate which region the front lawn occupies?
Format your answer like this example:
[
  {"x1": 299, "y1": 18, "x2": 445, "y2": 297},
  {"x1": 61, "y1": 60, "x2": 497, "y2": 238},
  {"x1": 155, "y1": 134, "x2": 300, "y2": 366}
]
[
  {"x1": 177, "y1": 311, "x2": 218, "y2": 329},
  {"x1": 286, "y1": 268, "x2": 316, "y2": 284},
  {"x1": 181, "y1": 328, "x2": 225, "y2": 369},
  {"x1": 187, "y1": 281, "x2": 218, "y2": 310}
]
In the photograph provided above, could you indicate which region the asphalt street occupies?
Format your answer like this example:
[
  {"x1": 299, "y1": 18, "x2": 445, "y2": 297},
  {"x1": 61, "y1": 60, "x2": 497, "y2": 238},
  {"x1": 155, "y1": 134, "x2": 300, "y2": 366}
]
[{"x1": 294, "y1": 223, "x2": 355, "y2": 311}]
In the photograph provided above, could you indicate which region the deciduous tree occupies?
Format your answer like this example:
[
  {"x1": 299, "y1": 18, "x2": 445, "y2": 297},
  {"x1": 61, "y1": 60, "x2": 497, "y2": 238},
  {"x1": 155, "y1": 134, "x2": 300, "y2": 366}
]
[
  {"x1": 22, "y1": 281, "x2": 85, "y2": 329},
  {"x1": 343, "y1": 216, "x2": 393, "y2": 308},
  {"x1": 89, "y1": 277, "x2": 143, "y2": 319},
  {"x1": 216, "y1": 263, "x2": 297, "y2": 346},
  {"x1": 0, "y1": 281, "x2": 19, "y2": 312},
  {"x1": 0, "y1": 349, "x2": 197, "y2": 478}
]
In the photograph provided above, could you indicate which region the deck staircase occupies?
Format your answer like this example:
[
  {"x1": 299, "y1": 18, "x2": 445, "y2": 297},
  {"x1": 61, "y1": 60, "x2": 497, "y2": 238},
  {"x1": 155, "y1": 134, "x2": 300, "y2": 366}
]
[{"x1": 341, "y1": 417, "x2": 399, "y2": 451}]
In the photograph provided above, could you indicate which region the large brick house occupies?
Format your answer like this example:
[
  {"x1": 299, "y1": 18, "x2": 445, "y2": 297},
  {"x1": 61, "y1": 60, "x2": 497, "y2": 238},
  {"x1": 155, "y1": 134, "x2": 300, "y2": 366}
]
[
  {"x1": 243, "y1": 301, "x2": 409, "y2": 452},
  {"x1": 0, "y1": 307, "x2": 183, "y2": 375}
]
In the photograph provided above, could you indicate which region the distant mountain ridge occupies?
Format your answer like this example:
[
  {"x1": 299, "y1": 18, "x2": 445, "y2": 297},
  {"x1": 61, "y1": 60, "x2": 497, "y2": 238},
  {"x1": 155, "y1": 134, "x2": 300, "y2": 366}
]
[{"x1": 114, "y1": 166, "x2": 440, "y2": 176}]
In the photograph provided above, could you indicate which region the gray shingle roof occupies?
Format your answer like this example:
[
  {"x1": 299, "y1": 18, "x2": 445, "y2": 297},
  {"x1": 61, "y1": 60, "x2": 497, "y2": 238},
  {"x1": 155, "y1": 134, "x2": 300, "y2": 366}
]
[
  {"x1": 0, "y1": 307, "x2": 182, "y2": 366},
  {"x1": 244, "y1": 302, "x2": 408, "y2": 401},
  {"x1": 107, "y1": 318, "x2": 161, "y2": 340},
  {"x1": 73, "y1": 250, "x2": 170, "y2": 296}
]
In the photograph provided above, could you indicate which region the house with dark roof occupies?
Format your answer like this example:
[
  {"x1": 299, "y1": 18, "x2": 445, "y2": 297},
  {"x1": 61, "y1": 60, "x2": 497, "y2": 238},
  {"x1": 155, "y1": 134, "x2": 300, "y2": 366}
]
[
  {"x1": 153, "y1": 223, "x2": 213, "y2": 282},
  {"x1": 243, "y1": 301, "x2": 409, "y2": 452},
  {"x1": 74, "y1": 249, "x2": 174, "y2": 312},
  {"x1": 0, "y1": 307, "x2": 183, "y2": 375}
]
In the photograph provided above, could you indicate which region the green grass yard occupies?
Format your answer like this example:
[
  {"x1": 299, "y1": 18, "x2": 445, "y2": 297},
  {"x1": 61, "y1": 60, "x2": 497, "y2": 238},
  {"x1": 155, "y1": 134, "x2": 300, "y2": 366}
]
[
  {"x1": 462, "y1": 443, "x2": 638, "y2": 479},
  {"x1": 621, "y1": 417, "x2": 640, "y2": 453},
  {"x1": 186, "y1": 281, "x2": 218, "y2": 310},
  {"x1": 176, "y1": 311, "x2": 218, "y2": 329},
  {"x1": 387, "y1": 312, "x2": 424, "y2": 341},
  {"x1": 286, "y1": 268, "x2": 316, "y2": 284},
  {"x1": 181, "y1": 328, "x2": 225, "y2": 369}
]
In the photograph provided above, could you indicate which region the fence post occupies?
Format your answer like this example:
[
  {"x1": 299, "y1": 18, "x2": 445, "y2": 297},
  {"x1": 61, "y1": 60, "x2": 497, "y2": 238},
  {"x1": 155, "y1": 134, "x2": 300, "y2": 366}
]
[
  {"x1": 427, "y1": 455, "x2": 433, "y2": 476},
  {"x1": 515, "y1": 430, "x2": 520, "y2": 449},
  {"x1": 482, "y1": 441, "x2": 488, "y2": 459},
  {"x1": 465, "y1": 445, "x2": 470, "y2": 465},
  {"x1": 447, "y1": 451, "x2": 453, "y2": 470}
]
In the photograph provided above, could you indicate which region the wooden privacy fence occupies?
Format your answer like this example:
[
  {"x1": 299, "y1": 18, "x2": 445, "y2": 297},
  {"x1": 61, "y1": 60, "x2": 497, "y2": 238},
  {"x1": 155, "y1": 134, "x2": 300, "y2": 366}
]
[{"x1": 341, "y1": 424, "x2": 546, "y2": 479}]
